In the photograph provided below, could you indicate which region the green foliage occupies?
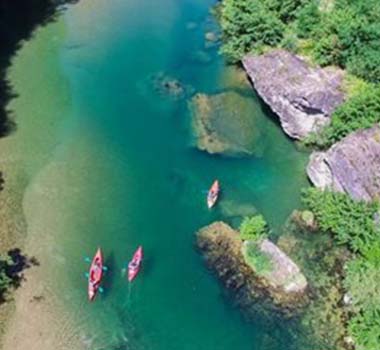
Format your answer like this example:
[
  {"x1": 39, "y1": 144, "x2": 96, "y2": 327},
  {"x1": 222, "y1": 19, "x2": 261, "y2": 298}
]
[
  {"x1": 219, "y1": 0, "x2": 285, "y2": 62},
  {"x1": 219, "y1": 0, "x2": 380, "y2": 83},
  {"x1": 302, "y1": 188, "x2": 380, "y2": 253},
  {"x1": 309, "y1": 1, "x2": 380, "y2": 82},
  {"x1": 345, "y1": 258, "x2": 380, "y2": 313},
  {"x1": 305, "y1": 84, "x2": 380, "y2": 148},
  {"x1": 0, "y1": 256, "x2": 13, "y2": 300},
  {"x1": 243, "y1": 241, "x2": 273, "y2": 274},
  {"x1": 239, "y1": 215, "x2": 268, "y2": 242},
  {"x1": 349, "y1": 308, "x2": 380, "y2": 350},
  {"x1": 263, "y1": 0, "x2": 309, "y2": 23},
  {"x1": 295, "y1": 1, "x2": 321, "y2": 39}
]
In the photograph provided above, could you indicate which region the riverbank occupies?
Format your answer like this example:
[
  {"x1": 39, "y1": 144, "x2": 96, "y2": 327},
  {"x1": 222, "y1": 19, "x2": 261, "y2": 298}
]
[
  {"x1": 214, "y1": 1, "x2": 380, "y2": 349},
  {"x1": 0, "y1": 10, "x2": 86, "y2": 349}
]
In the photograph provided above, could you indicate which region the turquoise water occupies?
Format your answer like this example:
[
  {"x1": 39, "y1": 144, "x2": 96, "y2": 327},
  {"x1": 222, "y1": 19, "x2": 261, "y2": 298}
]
[{"x1": 8, "y1": 0, "x2": 310, "y2": 349}]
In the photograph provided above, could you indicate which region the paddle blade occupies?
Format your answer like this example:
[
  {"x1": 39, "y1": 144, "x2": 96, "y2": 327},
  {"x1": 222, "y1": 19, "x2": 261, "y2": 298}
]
[
  {"x1": 99, "y1": 287, "x2": 104, "y2": 293},
  {"x1": 84, "y1": 272, "x2": 89, "y2": 278},
  {"x1": 102, "y1": 266, "x2": 108, "y2": 271},
  {"x1": 84, "y1": 257, "x2": 91, "y2": 263}
]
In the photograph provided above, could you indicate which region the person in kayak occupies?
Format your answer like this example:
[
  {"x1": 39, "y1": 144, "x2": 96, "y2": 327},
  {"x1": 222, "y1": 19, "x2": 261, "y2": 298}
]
[{"x1": 129, "y1": 261, "x2": 138, "y2": 270}]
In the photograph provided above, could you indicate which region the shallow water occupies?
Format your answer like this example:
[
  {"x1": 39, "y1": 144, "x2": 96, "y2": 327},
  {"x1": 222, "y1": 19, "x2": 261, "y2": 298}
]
[{"x1": 6, "y1": 0, "x2": 310, "y2": 349}]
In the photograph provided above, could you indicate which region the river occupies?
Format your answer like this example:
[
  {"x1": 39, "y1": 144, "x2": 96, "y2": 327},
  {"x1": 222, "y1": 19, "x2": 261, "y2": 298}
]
[{"x1": 4, "y1": 0, "x2": 309, "y2": 349}]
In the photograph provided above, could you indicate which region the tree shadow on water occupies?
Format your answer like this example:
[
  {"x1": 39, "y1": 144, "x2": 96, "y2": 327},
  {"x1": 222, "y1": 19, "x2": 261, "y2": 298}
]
[{"x1": 0, "y1": 0, "x2": 79, "y2": 138}]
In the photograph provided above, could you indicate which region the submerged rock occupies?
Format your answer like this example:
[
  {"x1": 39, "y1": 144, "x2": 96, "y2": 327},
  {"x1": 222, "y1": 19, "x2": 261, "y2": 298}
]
[
  {"x1": 257, "y1": 239, "x2": 307, "y2": 293},
  {"x1": 219, "y1": 200, "x2": 257, "y2": 220},
  {"x1": 148, "y1": 72, "x2": 194, "y2": 100},
  {"x1": 197, "y1": 222, "x2": 308, "y2": 317},
  {"x1": 205, "y1": 31, "x2": 219, "y2": 43},
  {"x1": 190, "y1": 92, "x2": 262, "y2": 157},
  {"x1": 190, "y1": 50, "x2": 213, "y2": 65},
  {"x1": 307, "y1": 125, "x2": 380, "y2": 201},
  {"x1": 242, "y1": 49, "x2": 345, "y2": 139}
]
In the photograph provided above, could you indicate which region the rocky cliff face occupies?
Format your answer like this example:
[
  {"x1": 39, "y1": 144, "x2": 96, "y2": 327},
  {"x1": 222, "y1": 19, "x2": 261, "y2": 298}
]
[
  {"x1": 242, "y1": 50, "x2": 345, "y2": 139},
  {"x1": 197, "y1": 222, "x2": 308, "y2": 317},
  {"x1": 307, "y1": 125, "x2": 380, "y2": 201}
]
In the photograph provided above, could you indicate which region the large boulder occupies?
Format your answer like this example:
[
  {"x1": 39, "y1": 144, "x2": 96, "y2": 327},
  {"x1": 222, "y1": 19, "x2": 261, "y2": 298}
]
[
  {"x1": 190, "y1": 92, "x2": 262, "y2": 157},
  {"x1": 242, "y1": 49, "x2": 345, "y2": 139},
  {"x1": 307, "y1": 125, "x2": 380, "y2": 201},
  {"x1": 197, "y1": 222, "x2": 308, "y2": 317}
]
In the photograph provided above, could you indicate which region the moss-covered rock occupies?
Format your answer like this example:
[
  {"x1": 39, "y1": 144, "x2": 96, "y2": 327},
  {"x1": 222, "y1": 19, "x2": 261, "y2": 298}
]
[{"x1": 196, "y1": 222, "x2": 309, "y2": 317}]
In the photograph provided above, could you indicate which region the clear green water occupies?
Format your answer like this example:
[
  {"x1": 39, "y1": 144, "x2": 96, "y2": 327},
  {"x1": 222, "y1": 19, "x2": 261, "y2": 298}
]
[{"x1": 7, "y1": 0, "x2": 310, "y2": 349}]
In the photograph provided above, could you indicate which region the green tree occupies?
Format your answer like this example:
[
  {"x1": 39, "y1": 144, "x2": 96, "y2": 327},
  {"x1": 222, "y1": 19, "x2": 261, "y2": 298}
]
[
  {"x1": 302, "y1": 188, "x2": 380, "y2": 253},
  {"x1": 220, "y1": 0, "x2": 285, "y2": 62},
  {"x1": 239, "y1": 215, "x2": 268, "y2": 242},
  {"x1": 295, "y1": 1, "x2": 321, "y2": 38},
  {"x1": 0, "y1": 256, "x2": 13, "y2": 301}
]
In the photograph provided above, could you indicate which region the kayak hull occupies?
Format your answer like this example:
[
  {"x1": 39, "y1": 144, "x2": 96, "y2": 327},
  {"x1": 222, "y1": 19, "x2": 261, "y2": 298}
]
[
  {"x1": 128, "y1": 246, "x2": 143, "y2": 282},
  {"x1": 207, "y1": 180, "x2": 220, "y2": 209},
  {"x1": 88, "y1": 248, "x2": 103, "y2": 301}
]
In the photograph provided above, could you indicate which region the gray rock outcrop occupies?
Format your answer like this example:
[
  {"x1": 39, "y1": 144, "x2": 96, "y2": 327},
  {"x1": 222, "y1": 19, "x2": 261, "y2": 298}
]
[
  {"x1": 307, "y1": 125, "x2": 380, "y2": 201},
  {"x1": 197, "y1": 222, "x2": 308, "y2": 317},
  {"x1": 242, "y1": 50, "x2": 345, "y2": 139}
]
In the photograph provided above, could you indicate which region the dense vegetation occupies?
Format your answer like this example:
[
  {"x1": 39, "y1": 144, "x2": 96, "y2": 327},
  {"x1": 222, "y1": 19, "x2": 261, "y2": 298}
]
[
  {"x1": 220, "y1": 0, "x2": 380, "y2": 83},
  {"x1": 219, "y1": 0, "x2": 380, "y2": 146},
  {"x1": 302, "y1": 188, "x2": 380, "y2": 254},
  {"x1": 302, "y1": 188, "x2": 380, "y2": 349}
]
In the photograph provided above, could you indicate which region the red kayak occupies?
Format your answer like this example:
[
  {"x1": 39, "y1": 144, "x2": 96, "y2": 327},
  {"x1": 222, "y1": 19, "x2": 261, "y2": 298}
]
[
  {"x1": 128, "y1": 246, "x2": 143, "y2": 282},
  {"x1": 88, "y1": 248, "x2": 103, "y2": 301},
  {"x1": 207, "y1": 180, "x2": 220, "y2": 209}
]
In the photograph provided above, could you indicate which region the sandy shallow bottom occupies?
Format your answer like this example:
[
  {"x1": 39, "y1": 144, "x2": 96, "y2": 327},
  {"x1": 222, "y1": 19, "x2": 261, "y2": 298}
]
[
  {"x1": 0, "y1": 158, "x2": 87, "y2": 350},
  {"x1": 0, "y1": 7, "x2": 86, "y2": 349}
]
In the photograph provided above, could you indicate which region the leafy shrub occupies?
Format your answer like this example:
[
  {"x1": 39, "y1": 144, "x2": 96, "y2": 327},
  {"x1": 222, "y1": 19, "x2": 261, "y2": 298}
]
[
  {"x1": 220, "y1": 0, "x2": 285, "y2": 62},
  {"x1": 345, "y1": 258, "x2": 380, "y2": 313},
  {"x1": 347, "y1": 48, "x2": 380, "y2": 84},
  {"x1": 310, "y1": 2, "x2": 380, "y2": 83},
  {"x1": 302, "y1": 188, "x2": 380, "y2": 253},
  {"x1": 304, "y1": 85, "x2": 380, "y2": 148},
  {"x1": 263, "y1": 0, "x2": 310, "y2": 23},
  {"x1": 349, "y1": 308, "x2": 380, "y2": 350},
  {"x1": 295, "y1": 1, "x2": 321, "y2": 39},
  {"x1": 239, "y1": 215, "x2": 268, "y2": 242}
]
